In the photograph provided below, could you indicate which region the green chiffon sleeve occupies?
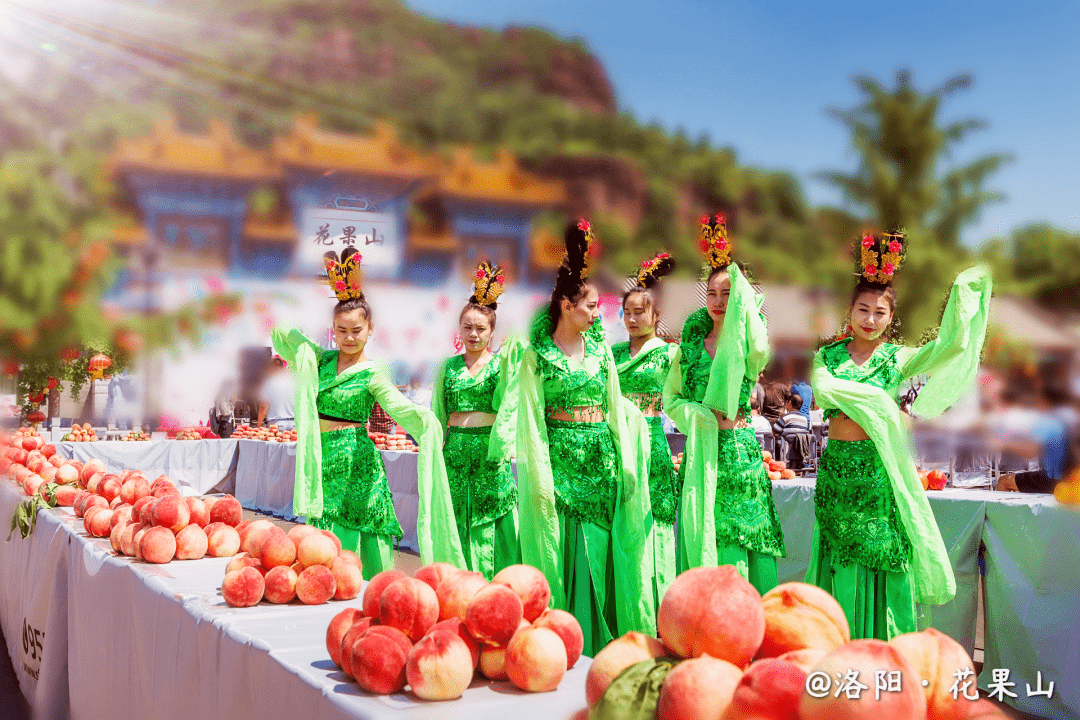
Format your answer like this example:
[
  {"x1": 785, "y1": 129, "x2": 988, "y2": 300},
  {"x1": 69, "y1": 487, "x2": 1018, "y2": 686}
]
[
  {"x1": 663, "y1": 347, "x2": 720, "y2": 571},
  {"x1": 607, "y1": 347, "x2": 657, "y2": 636},
  {"x1": 489, "y1": 334, "x2": 527, "y2": 462},
  {"x1": 702, "y1": 263, "x2": 770, "y2": 419},
  {"x1": 430, "y1": 359, "x2": 449, "y2": 431},
  {"x1": 369, "y1": 367, "x2": 466, "y2": 568},
  {"x1": 271, "y1": 328, "x2": 323, "y2": 519},
  {"x1": 515, "y1": 347, "x2": 565, "y2": 610},
  {"x1": 895, "y1": 266, "x2": 992, "y2": 419},
  {"x1": 811, "y1": 352, "x2": 956, "y2": 604}
]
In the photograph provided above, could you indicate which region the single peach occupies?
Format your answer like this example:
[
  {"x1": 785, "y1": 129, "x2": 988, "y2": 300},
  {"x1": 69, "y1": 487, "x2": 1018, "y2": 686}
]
[
  {"x1": 585, "y1": 631, "x2": 668, "y2": 706},
  {"x1": 286, "y1": 523, "x2": 321, "y2": 552},
  {"x1": 331, "y1": 559, "x2": 363, "y2": 600},
  {"x1": 110, "y1": 519, "x2": 129, "y2": 553},
  {"x1": 175, "y1": 524, "x2": 208, "y2": 560},
  {"x1": 350, "y1": 626, "x2": 413, "y2": 695},
  {"x1": 340, "y1": 617, "x2": 379, "y2": 679},
  {"x1": 533, "y1": 609, "x2": 585, "y2": 670},
  {"x1": 297, "y1": 532, "x2": 338, "y2": 568},
  {"x1": 239, "y1": 519, "x2": 277, "y2": 556},
  {"x1": 414, "y1": 562, "x2": 458, "y2": 593},
  {"x1": 436, "y1": 570, "x2": 488, "y2": 621},
  {"x1": 206, "y1": 523, "x2": 241, "y2": 557},
  {"x1": 38, "y1": 465, "x2": 57, "y2": 483},
  {"x1": 363, "y1": 569, "x2": 406, "y2": 620},
  {"x1": 720, "y1": 658, "x2": 808, "y2": 720},
  {"x1": 506, "y1": 626, "x2": 567, "y2": 692},
  {"x1": 119, "y1": 476, "x2": 150, "y2": 505},
  {"x1": 889, "y1": 628, "x2": 977, "y2": 720},
  {"x1": 296, "y1": 565, "x2": 336, "y2": 605},
  {"x1": 318, "y1": 528, "x2": 343, "y2": 554},
  {"x1": 120, "y1": 523, "x2": 143, "y2": 556},
  {"x1": 133, "y1": 526, "x2": 152, "y2": 560},
  {"x1": 758, "y1": 582, "x2": 851, "y2": 659},
  {"x1": 777, "y1": 648, "x2": 828, "y2": 674},
  {"x1": 326, "y1": 608, "x2": 364, "y2": 667},
  {"x1": 208, "y1": 495, "x2": 242, "y2": 526},
  {"x1": 185, "y1": 496, "x2": 210, "y2": 528},
  {"x1": 108, "y1": 495, "x2": 124, "y2": 510},
  {"x1": 657, "y1": 655, "x2": 744, "y2": 720},
  {"x1": 465, "y1": 583, "x2": 524, "y2": 647},
  {"x1": 259, "y1": 531, "x2": 298, "y2": 569},
  {"x1": 406, "y1": 631, "x2": 475, "y2": 700},
  {"x1": 23, "y1": 474, "x2": 45, "y2": 498},
  {"x1": 225, "y1": 552, "x2": 261, "y2": 574},
  {"x1": 381, "y1": 577, "x2": 440, "y2": 641},
  {"x1": 263, "y1": 565, "x2": 299, "y2": 604},
  {"x1": 55, "y1": 463, "x2": 80, "y2": 485},
  {"x1": 798, "y1": 639, "x2": 928, "y2": 720},
  {"x1": 80, "y1": 459, "x2": 106, "y2": 485},
  {"x1": 493, "y1": 564, "x2": 552, "y2": 622},
  {"x1": 658, "y1": 565, "x2": 765, "y2": 666},
  {"x1": 151, "y1": 494, "x2": 190, "y2": 532},
  {"x1": 111, "y1": 506, "x2": 133, "y2": 529},
  {"x1": 140, "y1": 526, "x2": 177, "y2": 564},
  {"x1": 222, "y1": 566, "x2": 265, "y2": 607},
  {"x1": 478, "y1": 643, "x2": 509, "y2": 680},
  {"x1": 54, "y1": 484, "x2": 80, "y2": 507},
  {"x1": 88, "y1": 507, "x2": 114, "y2": 537},
  {"x1": 427, "y1": 618, "x2": 480, "y2": 668}
]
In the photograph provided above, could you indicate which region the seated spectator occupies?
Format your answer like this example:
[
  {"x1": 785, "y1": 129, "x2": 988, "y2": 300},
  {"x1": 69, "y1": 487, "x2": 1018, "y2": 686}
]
[
  {"x1": 749, "y1": 396, "x2": 773, "y2": 436},
  {"x1": 773, "y1": 394, "x2": 813, "y2": 469},
  {"x1": 257, "y1": 356, "x2": 295, "y2": 431},
  {"x1": 773, "y1": 394, "x2": 811, "y2": 438}
]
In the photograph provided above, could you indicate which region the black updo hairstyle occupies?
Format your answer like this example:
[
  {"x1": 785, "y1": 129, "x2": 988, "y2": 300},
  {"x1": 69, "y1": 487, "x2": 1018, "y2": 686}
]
[
  {"x1": 622, "y1": 254, "x2": 676, "y2": 323},
  {"x1": 548, "y1": 221, "x2": 594, "y2": 325}
]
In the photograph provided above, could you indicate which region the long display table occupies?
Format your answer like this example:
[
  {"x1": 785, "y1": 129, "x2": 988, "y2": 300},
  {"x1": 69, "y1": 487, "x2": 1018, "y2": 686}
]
[{"x1": 0, "y1": 479, "x2": 590, "y2": 720}]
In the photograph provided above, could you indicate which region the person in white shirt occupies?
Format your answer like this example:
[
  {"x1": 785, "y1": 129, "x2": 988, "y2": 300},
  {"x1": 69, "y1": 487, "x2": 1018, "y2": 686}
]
[
  {"x1": 749, "y1": 395, "x2": 773, "y2": 436},
  {"x1": 257, "y1": 356, "x2": 295, "y2": 430}
]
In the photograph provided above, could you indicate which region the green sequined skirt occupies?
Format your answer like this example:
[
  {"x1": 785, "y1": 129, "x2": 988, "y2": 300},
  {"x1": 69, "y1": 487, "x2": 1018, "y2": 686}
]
[
  {"x1": 645, "y1": 416, "x2": 679, "y2": 526},
  {"x1": 807, "y1": 438, "x2": 916, "y2": 640},
  {"x1": 711, "y1": 427, "x2": 786, "y2": 558},
  {"x1": 546, "y1": 419, "x2": 618, "y2": 525},
  {"x1": 813, "y1": 438, "x2": 912, "y2": 573},
  {"x1": 444, "y1": 425, "x2": 520, "y2": 580},
  {"x1": 310, "y1": 426, "x2": 403, "y2": 540}
]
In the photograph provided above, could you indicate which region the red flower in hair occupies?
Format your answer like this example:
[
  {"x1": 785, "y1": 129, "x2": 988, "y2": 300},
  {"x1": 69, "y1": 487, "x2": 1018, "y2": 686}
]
[
  {"x1": 699, "y1": 237, "x2": 711, "y2": 254},
  {"x1": 698, "y1": 214, "x2": 710, "y2": 225},
  {"x1": 657, "y1": 252, "x2": 670, "y2": 259},
  {"x1": 882, "y1": 262, "x2": 896, "y2": 275},
  {"x1": 324, "y1": 259, "x2": 336, "y2": 270},
  {"x1": 717, "y1": 239, "x2": 728, "y2": 250},
  {"x1": 862, "y1": 235, "x2": 875, "y2": 248},
  {"x1": 864, "y1": 264, "x2": 878, "y2": 276},
  {"x1": 496, "y1": 275, "x2": 504, "y2": 284},
  {"x1": 641, "y1": 259, "x2": 651, "y2": 268},
  {"x1": 577, "y1": 219, "x2": 591, "y2": 233},
  {"x1": 475, "y1": 269, "x2": 485, "y2": 280},
  {"x1": 716, "y1": 214, "x2": 726, "y2": 225},
  {"x1": 888, "y1": 241, "x2": 902, "y2": 253},
  {"x1": 334, "y1": 280, "x2": 346, "y2": 291}
]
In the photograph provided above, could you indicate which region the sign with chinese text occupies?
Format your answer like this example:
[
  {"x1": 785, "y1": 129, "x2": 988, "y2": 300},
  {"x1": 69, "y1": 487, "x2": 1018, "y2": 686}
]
[{"x1": 296, "y1": 204, "x2": 400, "y2": 278}]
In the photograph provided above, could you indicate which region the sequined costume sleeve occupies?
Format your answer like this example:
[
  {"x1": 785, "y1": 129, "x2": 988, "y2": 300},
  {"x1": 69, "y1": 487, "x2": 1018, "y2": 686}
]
[
  {"x1": 663, "y1": 345, "x2": 720, "y2": 570},
  {"x1": 489, "y1": 334, "x2": 527, "y2": 462},
  {"x1": 431, "y1": 359, "x2": 449, "y2": 431},
  {"x1": 271, "y1": 328, "x2": 323, "y2": 518},
  {"x1": 895, "y1": 267, "x2": 993, "y2": 418},
  {"x1": 368, "y1": 367, "x2": 465, "y2": 568},
  {"x1": 702, "y1": 263, "x2": 771, "y2": 419}
]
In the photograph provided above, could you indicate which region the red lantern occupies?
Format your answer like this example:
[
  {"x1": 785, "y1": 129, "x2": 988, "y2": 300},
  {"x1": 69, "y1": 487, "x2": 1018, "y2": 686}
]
[
  {"x1": 88, "y1": 353, "x2": 112, "y2": 381},
  {"x1": 26, "y1": 410, "x2": 46, "y2": 427},
  {"x1": 60, "y1": 346, "x2": 80, "y2": 363},
  {"x1": 2, "y1": 360, "x2": 18, "y2": 376}
]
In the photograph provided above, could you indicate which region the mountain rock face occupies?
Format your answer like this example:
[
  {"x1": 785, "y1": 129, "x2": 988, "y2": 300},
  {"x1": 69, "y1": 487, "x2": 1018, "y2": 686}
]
[{"x1": 535, "y1": 154, "x2": 646, "y2": 231}]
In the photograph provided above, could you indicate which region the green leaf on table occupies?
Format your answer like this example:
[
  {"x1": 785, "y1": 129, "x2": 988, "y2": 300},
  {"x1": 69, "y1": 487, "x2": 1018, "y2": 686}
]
[{"x1": 590, "y1": 657, "x2": 681, "y2": 720}]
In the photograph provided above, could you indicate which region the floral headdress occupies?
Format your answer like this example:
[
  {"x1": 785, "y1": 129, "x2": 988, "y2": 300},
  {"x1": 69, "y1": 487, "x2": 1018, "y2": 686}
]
[
  {"x1": 470, "y1": 261, "x2": 506, "y2": 309},
  {"x1": 560, "y1": 218, "x2": 598, "y2": 284},
  {"x1": 635, "y1": 252, "x2": 676, "y2": 290},
  {"x1": 854, "y1": 230, "x2": 906, "y2": 284},
  {"x1": 323, "y1": 247, "x2": 364, "y2": 302},
  {"x1": 699, "y1": 213, "x2": 733, "y2": 271}
]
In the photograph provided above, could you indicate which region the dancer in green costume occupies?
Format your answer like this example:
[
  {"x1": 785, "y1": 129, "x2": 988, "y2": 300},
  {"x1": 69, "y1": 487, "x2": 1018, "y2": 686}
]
[
  {"x1": 431, "y1": 262, "x2": 524, "y2": 580},
  {"x1": 663, "y1": 214, "x2": 785, "y2": 594},
  {"x1": 517, "y1": 219, "x2": 655, "y2": 657},
  {"x1": 612, "y1": 252, "x2": 680, "y2": 608},
  {"x1": 272, "y1": 247, "x2": 464, "y2": 579},
  {"x1": 807, "y1": 231, "x2": 991, "y2": 640}
]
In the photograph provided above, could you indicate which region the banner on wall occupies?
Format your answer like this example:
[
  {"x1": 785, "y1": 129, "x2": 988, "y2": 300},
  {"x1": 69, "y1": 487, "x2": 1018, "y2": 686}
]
[{"x1": 296, "y1": 205, "x2": 399, "y2": 278}]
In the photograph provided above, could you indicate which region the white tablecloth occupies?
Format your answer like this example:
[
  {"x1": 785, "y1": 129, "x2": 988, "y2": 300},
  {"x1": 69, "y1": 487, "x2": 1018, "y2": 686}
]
[
  {"x1": 0, "y1": 478, "x2": 590, "y2": 720},
  {"x1": 56, "y1": 439, "x2": 239, "y2": 496}
]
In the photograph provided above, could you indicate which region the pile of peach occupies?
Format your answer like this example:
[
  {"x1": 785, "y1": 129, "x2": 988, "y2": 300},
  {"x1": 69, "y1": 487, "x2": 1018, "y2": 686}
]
[
  {"x1": 120, "y1": 431, "x2": 151, "y2": 442},
  {"x1": 369, "y1": 432, "x2": 417, "y2": 453},
  {"x1": 63, "y1": 423, "x2": 99, "y2": 442},
  {"x1": 231, "y1": 424, "x2": 298, "y2": 442},
  {"x1": 580, "y1": 566, "x2": 1008, "y2": 720},
  {"x1": 1, "y1": 433, "x2": 83, "y2": 497},
  {"x1": 221, "y1": 523, "x2": 362, "y2": 607},
  {"x1": 671, "y1": 452, "x2": 684, "y2": 473},
  {"x1": 761, "y1": 451, "x2": 797, "y2": 480},
  {"x1": 325, "y1": 563, "x2": 583, "y2": 701}
]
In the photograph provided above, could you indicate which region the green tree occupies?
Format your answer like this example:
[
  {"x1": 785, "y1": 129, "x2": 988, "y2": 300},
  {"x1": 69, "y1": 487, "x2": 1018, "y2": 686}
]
[{"x1": 821, "y1": 71, "x2": 1010, "y2": 243}]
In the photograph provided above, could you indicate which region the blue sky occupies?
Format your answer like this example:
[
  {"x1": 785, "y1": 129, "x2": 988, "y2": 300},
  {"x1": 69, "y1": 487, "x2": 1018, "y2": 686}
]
[{"x1": 408, "y1": 0, "x2": 1080, "y2": 246}]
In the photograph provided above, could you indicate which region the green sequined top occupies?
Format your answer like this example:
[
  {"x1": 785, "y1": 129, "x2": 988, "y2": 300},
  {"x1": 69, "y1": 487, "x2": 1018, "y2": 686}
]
[
  {"x1": 315, "y1": 353, "x2": 378, "y2": 422},
  {"x1": 677, "y1": 308, "x2": 754, "y2": 416},
  {"x1": 612, "y1": 337, "x2": 677, "y2": 414},
  {"x1": 816, "y1": 339, "x2": 906, "y2": 420},
  {"x1": 437, "y1": 355, "x2": 500, "y2": 414},
  {"x1": 533, "y1": 319, "x2": 610, "y2": 414}
]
